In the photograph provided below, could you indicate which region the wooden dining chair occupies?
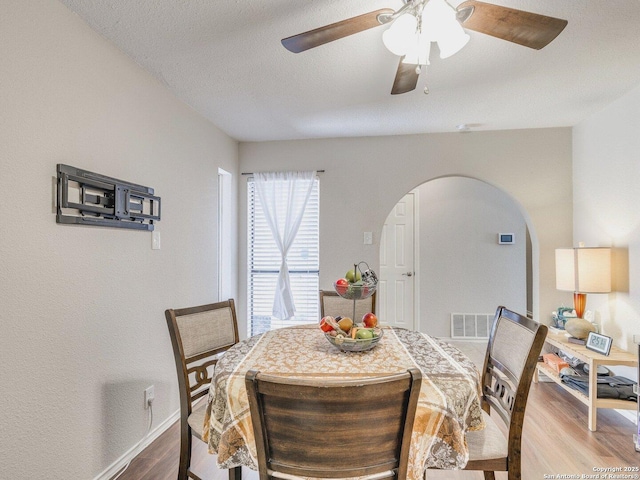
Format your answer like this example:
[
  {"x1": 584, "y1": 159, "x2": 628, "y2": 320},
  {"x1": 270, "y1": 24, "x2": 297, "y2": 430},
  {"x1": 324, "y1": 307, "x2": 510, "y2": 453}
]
[
  {"x1": 427, "y1": 306, "x2": 547, "y2": 480},
  {"x1": 319, "y1": 289, "x2": 376, "y2": 320},
  {"x1": 165, "y1": 299, "x2": 241, "y2": 480},
  {"x1": 246, "y1": 368, "x2": 422, "y2": 480}
]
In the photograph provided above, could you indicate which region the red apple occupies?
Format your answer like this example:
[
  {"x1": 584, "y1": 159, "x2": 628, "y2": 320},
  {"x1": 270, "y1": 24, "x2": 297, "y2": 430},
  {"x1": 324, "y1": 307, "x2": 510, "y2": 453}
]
[
  {"x1": 362, "y1": 312, "x2": 378, "y2": 328},
  {"x1": 319, "y1": 316, "x2": 335, "y2": 332},
  {"x1": 335, "y1": 278, "x2": 349, "y2": 295}
]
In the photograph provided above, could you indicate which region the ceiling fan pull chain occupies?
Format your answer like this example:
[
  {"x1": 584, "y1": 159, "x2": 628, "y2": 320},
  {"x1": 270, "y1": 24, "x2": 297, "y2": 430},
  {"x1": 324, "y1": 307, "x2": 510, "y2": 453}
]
[{"x1": 415, "y1": 64, "x2": 428, "y2": 94}]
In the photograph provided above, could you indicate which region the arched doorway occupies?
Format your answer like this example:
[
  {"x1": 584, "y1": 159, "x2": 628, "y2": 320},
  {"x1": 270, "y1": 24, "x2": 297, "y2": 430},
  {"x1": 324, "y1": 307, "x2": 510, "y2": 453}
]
[{"x1": 379, "y1": 176, "x2": 535, "y2": 337}]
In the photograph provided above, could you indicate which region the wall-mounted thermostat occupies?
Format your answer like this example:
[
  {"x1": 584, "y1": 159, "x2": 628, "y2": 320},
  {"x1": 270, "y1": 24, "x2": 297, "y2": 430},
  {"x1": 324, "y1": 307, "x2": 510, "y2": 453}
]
[{"x1": 498, "y1": 233, "x2": 515, "y2": 244}]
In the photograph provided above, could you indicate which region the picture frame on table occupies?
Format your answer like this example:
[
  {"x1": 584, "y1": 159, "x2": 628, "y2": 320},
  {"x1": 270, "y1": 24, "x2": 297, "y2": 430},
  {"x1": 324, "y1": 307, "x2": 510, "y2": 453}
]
[{"x1": 585, "y1": 331, "x2": 613, "y2": 356}]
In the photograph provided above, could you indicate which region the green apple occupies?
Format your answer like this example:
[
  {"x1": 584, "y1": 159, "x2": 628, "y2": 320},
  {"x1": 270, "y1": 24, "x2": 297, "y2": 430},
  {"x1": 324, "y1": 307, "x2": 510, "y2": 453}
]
[
  {"x1": 345, "y1": 268, "x2": 362, "y2": 283},
  {"x1": 356, "y1": 328, "x2": 373, "y2": 340}
]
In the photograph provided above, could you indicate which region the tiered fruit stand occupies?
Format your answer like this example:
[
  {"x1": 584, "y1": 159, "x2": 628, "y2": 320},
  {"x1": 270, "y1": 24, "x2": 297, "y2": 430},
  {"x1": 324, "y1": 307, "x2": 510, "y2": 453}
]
[
  {"x1": 323, "y1": 261, "x2": 382, "y2": 352},
  {"x1": 333, "y1": 262, "x2": 378, "y2": 322}
]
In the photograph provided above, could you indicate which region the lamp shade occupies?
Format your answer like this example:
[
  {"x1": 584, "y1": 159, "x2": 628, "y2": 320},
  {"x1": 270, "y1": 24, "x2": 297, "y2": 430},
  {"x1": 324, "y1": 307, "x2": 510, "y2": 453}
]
[{"x1": 555, "y1": 247, "x2": 611, "y2": 293}]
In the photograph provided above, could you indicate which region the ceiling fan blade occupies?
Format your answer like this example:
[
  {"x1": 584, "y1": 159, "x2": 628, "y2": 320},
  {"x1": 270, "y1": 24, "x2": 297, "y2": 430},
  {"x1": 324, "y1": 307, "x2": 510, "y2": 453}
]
[
  {"x1": 456, "y1": 0, "x2": 567, "y2": 50},
  {"x1": 282, "y1": 8, "x2": 394, "y2": 53},
  {"x1": 391, "y1": 59, "x2": 419, "y2": 95}
]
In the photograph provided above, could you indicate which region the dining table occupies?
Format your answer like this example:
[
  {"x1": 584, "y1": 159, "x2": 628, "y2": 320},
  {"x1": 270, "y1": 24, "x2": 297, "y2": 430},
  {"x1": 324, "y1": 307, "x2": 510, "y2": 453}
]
[{"x1": 202, "y1": 324, "x2": 485, "y2": 480}]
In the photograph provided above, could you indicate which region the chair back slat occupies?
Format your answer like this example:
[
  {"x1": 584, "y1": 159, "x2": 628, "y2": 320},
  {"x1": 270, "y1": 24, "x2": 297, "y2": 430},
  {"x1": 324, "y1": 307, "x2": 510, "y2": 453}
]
[
  {"x1": 483, "y1": 361, "x2": 518, "y2": 426},
  {"x1": 176, "y1": 305, "x2": 237, "y2": 358},
  {"x1": 246, "y1": 368, "x2": 421, "y2": 480},
  {"x1": 491, "y1": 316, "x2": 535, "y2": 383},
  {"x1": 320, "y1": 290, "x2": 376, "y2": 320},
  {"x1": 187, "y1": 358, "x2": 219, "y2": 398}
]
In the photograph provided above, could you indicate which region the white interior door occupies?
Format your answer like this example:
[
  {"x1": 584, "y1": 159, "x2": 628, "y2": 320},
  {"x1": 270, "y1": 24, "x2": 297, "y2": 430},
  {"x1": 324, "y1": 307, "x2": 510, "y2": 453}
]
[{"x1": 379, "y1": 192, "x2": 416, "y2": 329}]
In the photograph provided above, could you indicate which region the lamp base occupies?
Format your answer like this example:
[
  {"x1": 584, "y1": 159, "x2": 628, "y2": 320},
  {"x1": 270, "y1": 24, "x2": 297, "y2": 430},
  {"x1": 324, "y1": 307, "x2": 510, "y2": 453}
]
[{"x1": 573, "y1": 292, "x2": 586, "y2": 319}]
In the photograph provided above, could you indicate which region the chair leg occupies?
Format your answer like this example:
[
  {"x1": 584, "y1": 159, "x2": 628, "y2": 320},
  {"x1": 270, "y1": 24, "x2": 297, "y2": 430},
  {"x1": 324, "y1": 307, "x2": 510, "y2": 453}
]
[
  {"x1": 178, "y1": 425, "x2": 192, "y2": 480},
  {"x1": 483, "y1": 472, "x2": 496, "y2": 480},
  {"x1": 228, "y1": 466, "x2": 241, "y2": 480}
]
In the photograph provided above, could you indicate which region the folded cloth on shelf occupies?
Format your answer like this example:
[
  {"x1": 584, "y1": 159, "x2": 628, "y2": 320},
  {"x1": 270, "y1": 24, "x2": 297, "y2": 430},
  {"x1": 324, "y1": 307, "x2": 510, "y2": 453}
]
[
  {"x1": 543, "y1": 353, "x2": 569, "y2": 373},
  {"x1": 559, "y1": 371, "x2": 637, "y2": 401}
]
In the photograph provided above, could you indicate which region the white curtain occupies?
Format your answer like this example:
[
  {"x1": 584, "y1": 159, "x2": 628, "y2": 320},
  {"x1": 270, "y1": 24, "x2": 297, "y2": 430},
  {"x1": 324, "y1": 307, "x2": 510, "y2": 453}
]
[{"x1": 254, "y1": 170, "x2": 316, "y2": 320}]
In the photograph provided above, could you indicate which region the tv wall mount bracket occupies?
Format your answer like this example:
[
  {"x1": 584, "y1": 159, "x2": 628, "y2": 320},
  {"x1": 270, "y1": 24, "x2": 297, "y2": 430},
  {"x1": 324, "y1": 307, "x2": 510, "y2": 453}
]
[{"x1": 56, "y1": 164, "x2": 161, "y2": 231}]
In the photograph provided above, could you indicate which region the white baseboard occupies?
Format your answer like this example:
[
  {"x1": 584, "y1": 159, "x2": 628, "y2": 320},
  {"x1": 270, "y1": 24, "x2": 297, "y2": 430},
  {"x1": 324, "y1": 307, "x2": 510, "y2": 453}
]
[{"x1": 93, "y1": 409, "x2": 180, "y2": 480}]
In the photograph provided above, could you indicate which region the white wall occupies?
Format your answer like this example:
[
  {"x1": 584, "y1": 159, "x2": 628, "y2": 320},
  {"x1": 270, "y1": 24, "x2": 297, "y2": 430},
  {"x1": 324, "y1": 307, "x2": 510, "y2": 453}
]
[
  {"x1": 415, "y1": 177, "x2": 527, "y2": 337},
  {"x1": 0, "y1": 1, "x2": 238, "y2": 478},
  {"x1": 573, "y1": 82, "x2": 640, "y2": 353},
  {"x1": 238, "y1": 127, "x2": 573, "y2": 337}
]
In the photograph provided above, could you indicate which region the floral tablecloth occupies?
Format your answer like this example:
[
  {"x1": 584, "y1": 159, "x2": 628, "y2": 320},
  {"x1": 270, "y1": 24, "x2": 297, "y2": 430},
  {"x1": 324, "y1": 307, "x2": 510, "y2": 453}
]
[{"x1": 203, "y1": 325, "x2": 484, "y2": 479}]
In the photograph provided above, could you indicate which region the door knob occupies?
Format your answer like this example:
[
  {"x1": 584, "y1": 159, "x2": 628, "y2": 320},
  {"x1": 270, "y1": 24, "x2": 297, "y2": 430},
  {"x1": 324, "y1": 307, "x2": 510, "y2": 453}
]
[{"x1": 402, "y1": 272, "x2": 413, "y2": 277}]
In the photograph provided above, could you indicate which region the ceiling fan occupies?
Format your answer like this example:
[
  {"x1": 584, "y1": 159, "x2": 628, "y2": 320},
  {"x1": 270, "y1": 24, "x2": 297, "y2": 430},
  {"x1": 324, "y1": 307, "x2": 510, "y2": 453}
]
[{"x1": 281, "y1": 0, "x2": 568, "y2": 95}]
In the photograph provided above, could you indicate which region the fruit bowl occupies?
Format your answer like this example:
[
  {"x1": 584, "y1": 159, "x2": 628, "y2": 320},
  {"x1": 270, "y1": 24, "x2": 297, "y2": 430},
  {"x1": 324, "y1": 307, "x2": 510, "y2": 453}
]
[
  {"x1": 324, "y1": 328, "x2": 384, "y2": 352},
  {"x1": 333, "y1": 281, "x2": 377, "y2": 300}
]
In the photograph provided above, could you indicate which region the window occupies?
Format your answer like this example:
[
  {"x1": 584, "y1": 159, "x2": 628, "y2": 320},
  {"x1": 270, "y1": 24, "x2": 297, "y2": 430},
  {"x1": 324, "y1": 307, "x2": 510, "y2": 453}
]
[{"x1": 247, "y1": 177, "x2": 319, "y2": 336}]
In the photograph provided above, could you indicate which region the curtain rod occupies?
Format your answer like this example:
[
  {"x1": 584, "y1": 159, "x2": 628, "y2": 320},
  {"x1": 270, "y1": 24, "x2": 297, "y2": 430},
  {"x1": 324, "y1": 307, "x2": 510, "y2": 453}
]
[{"x1": 241, "y1": 170, "x2": 325, "y2": 176}]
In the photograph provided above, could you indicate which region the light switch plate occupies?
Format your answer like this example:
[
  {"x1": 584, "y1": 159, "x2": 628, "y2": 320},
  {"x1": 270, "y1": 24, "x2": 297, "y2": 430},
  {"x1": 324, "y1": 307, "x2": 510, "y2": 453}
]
[
  {"x1": 363, "y1": 231, "x2": 373, "y2": 245},
  {"x1": 152, "y1": 231, "x2": 161, "y2": 250}
]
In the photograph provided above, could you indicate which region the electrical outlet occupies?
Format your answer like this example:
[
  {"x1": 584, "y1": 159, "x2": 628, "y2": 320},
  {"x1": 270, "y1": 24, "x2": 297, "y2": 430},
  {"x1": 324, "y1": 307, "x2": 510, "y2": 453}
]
[{"x1": 144, "y1": 385, "x2": 155, "y2": 408}]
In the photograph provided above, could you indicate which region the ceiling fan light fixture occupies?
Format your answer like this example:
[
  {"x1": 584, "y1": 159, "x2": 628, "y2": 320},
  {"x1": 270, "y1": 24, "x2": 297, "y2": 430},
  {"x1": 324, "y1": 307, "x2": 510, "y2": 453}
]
[
  {"x1": 437, "y1": 27, "x2": 470, "y2": 58},
  {"x1": 382, "y1": 13, "x2": 418, "y2": 56},
  {"x1": 385, "y1": 0, "x2": 472, "y2": 64},
  {"x1": 422, "y1": 0, "x2": 470, "y2": 59},
  {"x1": 281, "y1": 0, "x2": 569, "y2": 96},
  {"x1": 421, "y1": 0, "x2": 455, "y2": 35},
  {"x1": 402, "y1": 30, "x2": 431, "y2": 66}
]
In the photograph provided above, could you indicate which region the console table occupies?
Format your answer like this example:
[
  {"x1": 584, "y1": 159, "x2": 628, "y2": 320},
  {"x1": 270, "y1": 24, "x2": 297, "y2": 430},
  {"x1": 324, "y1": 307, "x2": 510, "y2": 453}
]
[{"x1": 533, "y1": 330, "x2": 637, "y2": 431}]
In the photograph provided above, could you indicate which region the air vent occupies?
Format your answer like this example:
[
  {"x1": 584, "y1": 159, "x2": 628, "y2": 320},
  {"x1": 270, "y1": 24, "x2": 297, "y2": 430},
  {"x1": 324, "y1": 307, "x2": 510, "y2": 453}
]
[{"x1": 451, "y1": 313, "x2": 493, "y2": 339}]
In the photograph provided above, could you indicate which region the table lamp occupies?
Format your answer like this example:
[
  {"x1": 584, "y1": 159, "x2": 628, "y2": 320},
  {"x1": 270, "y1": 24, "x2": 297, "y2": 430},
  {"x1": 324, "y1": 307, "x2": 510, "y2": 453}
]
[{"x1": 555, "y1": 246, "x2": 611, "y2": 318}]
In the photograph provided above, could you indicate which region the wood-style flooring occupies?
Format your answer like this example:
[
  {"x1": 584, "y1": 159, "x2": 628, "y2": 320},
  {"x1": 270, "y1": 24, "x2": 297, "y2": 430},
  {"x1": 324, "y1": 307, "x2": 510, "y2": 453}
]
[{"x1": 113, "y1": 341, "x2": 639, "y2": 480}]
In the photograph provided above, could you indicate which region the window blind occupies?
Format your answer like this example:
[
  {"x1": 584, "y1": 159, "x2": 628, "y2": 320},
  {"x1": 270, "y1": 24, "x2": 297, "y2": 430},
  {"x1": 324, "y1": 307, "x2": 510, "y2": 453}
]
[{"x1": 247, "y1": 178, "x2": 320, "y2": 336}]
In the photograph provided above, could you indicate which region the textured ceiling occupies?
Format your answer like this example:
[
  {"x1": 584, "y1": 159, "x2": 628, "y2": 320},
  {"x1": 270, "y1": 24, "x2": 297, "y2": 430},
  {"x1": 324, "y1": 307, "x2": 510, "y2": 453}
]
[{"x1": 58, "y1": 0, "x2": 640, "y2": 142}]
